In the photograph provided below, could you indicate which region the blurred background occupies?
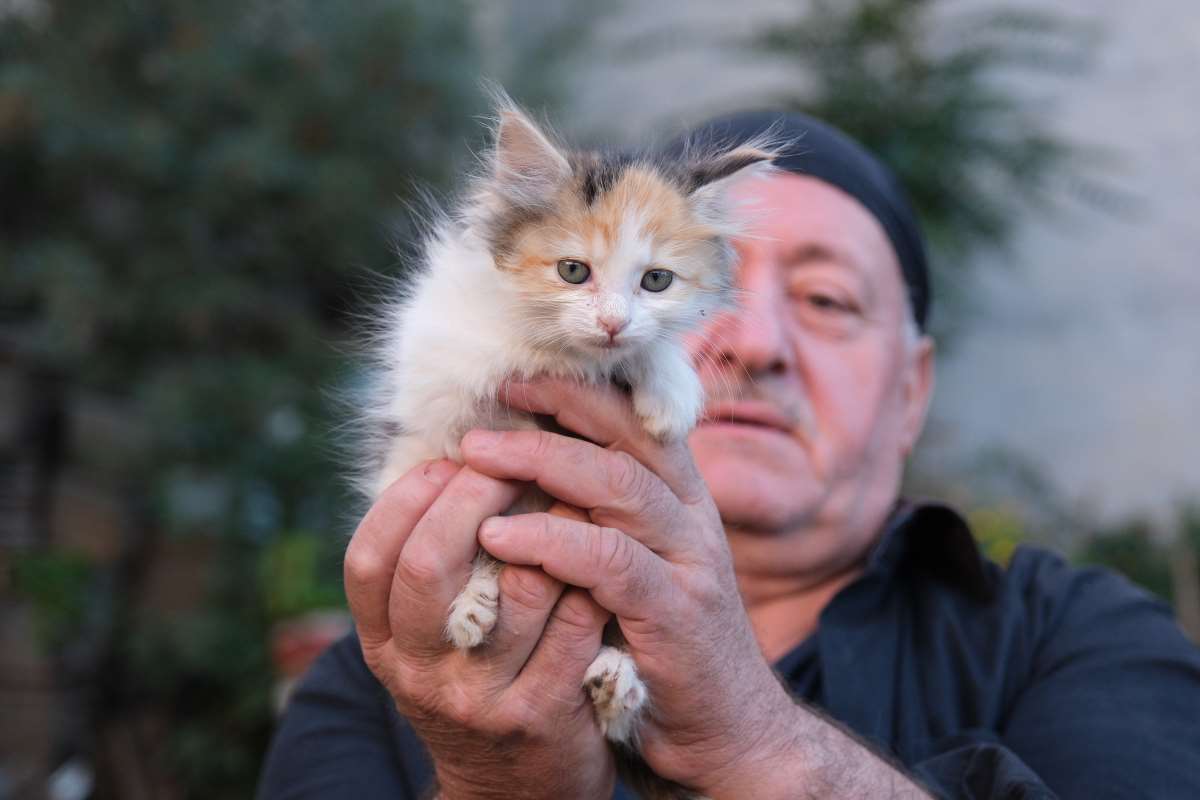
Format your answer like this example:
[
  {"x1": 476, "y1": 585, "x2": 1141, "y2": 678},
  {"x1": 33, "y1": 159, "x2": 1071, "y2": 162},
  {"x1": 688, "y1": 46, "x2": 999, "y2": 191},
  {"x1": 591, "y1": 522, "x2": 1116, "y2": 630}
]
[{"x1": 1, "y1": 0, "x2": 1196, "y2": 797}]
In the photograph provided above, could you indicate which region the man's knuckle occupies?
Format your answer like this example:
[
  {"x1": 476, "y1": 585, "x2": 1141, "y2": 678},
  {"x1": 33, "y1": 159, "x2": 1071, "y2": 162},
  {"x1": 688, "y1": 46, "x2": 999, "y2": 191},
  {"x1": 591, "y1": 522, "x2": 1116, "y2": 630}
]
[
  {"x1": 531, "y1": 429, "x2": 557, "y2": 461},
  {"x1": 604, "y1": 534, "x2": 655, "y2": 605},
  {"x1": 360, "y1": 640, "x2": 391, "y2": 679},
  {"x1": 686, "y1": 571, "x2": 727, "y2": 614},
  {"x1": 342, "y1": 542, "x2": 383, "y2": 587},
  {"x1": 552, "y1": 590, "x2": 601, "y2": 635},
  {"x1": 382, "y1": 658, "x2": 441, "y2": 717},
  {"x1": 598, "y1": 527, "x2": 636, "y2": 575},
  {"x1": 606, "y1": 451, "x2": 647, "y2": 500},
  {"x1": 397, "y1": 550, "x2": 444, "y2": 587},
  {"x1": 441, "y1": 691, "x2": 479, "y2": 728},
  {"x1": 536, "y1": 511, "x2": 557, "y2": 542},
  {"x1": 498, "y1": 701, "x2": 542, "y2": 739},
  {"x1": 499, "y1": 563, "x2": 553, "y2": 610},
  {"x1": 454, "y1": 468, "x2": 494, "y2": 505}
]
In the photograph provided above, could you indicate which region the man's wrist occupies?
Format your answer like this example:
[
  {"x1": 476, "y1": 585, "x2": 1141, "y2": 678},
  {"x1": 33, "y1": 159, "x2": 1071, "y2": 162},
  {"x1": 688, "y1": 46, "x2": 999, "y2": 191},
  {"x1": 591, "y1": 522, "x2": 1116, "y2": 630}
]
[
  {"x1": 697, "y1": 702, "x2": 809, "y2": 800},
  {"x1": 698, "y1": 700, "x2": 931, "y2": 800}
]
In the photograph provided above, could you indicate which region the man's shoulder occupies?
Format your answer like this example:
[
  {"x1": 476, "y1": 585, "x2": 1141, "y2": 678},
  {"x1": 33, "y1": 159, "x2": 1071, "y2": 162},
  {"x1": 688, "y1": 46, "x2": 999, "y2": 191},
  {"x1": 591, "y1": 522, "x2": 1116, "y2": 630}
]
[
  {"x1": 993, "y1": 543, "x2": 1195, "y2": 671},
  {"x1": 280, "y1": 631, "x2": 403, "y2": 732},
  {"x1": 302, "y1": 631, "x2": 383, "y2": 698},
  {"x1": 1000, "y1": 543, "x2": 1171, "y2": 621},
  {"x1": 259, "y1": 632, "x2": 436, "y2": 799},
  {"x1": 895, "y1": 535, "x2": 1195, "y2": 682}
]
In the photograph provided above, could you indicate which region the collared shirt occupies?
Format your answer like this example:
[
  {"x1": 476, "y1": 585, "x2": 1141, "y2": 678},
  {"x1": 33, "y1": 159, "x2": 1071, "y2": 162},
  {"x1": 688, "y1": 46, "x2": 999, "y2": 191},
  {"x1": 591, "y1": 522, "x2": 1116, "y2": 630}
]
[{"x1": 258, "y1": 502, "x2": 1200, "y2": 799}]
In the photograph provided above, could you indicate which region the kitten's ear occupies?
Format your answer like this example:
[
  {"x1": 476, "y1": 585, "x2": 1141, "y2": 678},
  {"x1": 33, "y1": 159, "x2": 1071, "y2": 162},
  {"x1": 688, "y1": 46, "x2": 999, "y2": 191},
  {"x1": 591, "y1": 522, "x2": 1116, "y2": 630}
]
[
  {"x1": 491, "y1": 104, "x2": 571, "y2": 205},
  {"x1": 686, "y1": 143, "x2": 779, "y2": 229},
  {"x1": 688, "y1": 145, "x2": 777, "y2": 192}
]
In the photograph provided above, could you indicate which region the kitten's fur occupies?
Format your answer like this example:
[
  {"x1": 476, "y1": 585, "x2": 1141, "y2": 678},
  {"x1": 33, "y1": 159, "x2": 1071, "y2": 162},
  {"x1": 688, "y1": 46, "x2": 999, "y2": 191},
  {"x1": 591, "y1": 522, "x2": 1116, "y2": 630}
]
[{"x1": 358, "y1": 93, "x2": 774, "y2": 799}]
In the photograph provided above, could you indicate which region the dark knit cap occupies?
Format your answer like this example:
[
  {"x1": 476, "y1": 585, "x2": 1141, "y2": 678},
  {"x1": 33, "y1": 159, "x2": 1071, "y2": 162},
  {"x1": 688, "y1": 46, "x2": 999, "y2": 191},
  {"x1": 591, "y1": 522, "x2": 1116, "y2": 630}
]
[{"x1": 675, "y1": 111, "x2": 931, "y2": 330}]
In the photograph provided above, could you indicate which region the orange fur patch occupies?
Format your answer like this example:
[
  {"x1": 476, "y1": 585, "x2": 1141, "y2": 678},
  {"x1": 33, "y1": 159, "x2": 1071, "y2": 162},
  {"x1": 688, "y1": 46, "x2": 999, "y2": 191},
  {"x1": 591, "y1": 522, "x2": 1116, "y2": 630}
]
[{"x1": 497, "y1": 164, "x2": 729, "y2": 297}]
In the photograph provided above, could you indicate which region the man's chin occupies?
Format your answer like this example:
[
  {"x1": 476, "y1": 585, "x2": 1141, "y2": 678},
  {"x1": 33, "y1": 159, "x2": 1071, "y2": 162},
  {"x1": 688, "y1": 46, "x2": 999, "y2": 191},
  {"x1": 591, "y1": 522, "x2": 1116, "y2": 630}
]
[{"x1": 690, "y1": 425, "x2": 820, "y2": 531}]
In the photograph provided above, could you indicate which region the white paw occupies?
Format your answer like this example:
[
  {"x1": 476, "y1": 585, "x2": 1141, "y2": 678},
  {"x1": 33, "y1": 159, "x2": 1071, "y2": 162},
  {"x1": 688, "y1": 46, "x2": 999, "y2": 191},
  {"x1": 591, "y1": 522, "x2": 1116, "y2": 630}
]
[
  {"x1": 584, "y1": 646, "x2": 648, "y2": 743},
  {"x1": 633, "y1": 386, "x2": 702, "y2": 441},
  {"x1": 446, "y1": 573, "x2": 499, "y2": 649}
]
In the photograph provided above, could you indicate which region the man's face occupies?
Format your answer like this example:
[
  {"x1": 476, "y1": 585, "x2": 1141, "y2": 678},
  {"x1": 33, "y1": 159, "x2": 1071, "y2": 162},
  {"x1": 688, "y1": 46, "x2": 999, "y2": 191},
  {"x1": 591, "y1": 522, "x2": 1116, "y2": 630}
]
[{"x1": 687, "y1": 173, "x2": 933, "y2": 574}]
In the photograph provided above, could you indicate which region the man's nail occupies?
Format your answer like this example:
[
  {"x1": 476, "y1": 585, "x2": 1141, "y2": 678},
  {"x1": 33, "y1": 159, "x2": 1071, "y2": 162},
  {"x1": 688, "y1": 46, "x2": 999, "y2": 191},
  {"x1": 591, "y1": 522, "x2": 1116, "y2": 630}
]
[
  {"x1": 422, "y1": 459, "x2": 457, "y2": 484},
  {"x1": 479, "y1": 516, "x2": 510, "y2": 541}
]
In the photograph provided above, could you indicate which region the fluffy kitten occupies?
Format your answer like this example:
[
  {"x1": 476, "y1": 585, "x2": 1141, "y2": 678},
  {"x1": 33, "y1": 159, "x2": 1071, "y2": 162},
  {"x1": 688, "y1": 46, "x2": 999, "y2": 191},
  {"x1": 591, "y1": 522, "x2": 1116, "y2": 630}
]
[{"x1": 358, "y1": 94, "x2": 773, "y2": 798}]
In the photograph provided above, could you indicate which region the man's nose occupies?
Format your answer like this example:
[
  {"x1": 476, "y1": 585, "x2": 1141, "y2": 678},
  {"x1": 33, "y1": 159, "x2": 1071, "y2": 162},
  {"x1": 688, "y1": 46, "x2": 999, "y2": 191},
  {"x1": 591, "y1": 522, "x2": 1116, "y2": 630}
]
[{"x1": 716, "y1": 276, "x2": 791, "y2": 376}]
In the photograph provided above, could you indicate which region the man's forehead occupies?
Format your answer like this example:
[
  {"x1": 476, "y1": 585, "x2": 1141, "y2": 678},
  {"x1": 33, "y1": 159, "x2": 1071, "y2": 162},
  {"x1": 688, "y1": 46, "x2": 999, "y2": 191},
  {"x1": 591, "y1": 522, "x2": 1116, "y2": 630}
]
[
  {"x1": 732, "y1": 173, "x2": 901, "y2": 285},
  {"x1": 778, "y1": 242, "x2": 865, "y2": 276}
]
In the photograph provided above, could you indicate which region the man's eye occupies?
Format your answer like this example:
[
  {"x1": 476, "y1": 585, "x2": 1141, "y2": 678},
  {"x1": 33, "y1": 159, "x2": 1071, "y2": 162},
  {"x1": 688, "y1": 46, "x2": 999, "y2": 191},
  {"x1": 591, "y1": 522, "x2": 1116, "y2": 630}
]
[{"x1": 806, "y1": 293, "x2": 849, "y2": 312}]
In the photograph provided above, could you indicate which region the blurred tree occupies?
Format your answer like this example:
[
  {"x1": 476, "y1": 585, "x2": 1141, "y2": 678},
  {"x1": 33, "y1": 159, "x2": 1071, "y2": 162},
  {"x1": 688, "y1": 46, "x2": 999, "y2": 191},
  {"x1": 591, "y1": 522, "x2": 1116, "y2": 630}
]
[
  {"x1": 1070, "y1": 506, "x2": 1200, "y2": 643},
  {"x1": 752, "y1": 0, "x2": 1103, "y2": 334},
  {"x1": 0, "y1": 0, "x2": 492, "y2": 795},
  {"x1": 965, "y1": 505, "x2": 1026, "y2": 566},
  {"x1": 1077, "y1": 517, "x2": 1173, "y2": 601},
  {"x1": 1169, "y1": 505, "x2": 1200, "y2": 641},
  {"x1": 1, "y1": 0, "x2": 485, "y2": 531}
]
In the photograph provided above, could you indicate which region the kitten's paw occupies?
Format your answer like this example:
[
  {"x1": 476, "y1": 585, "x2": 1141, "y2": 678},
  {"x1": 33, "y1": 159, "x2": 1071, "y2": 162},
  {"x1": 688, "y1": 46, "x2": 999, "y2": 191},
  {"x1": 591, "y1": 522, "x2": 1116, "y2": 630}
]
[
  {"x1": 584, "y1": 646, "x2": 648, "y2": 743},
  {"x1": 446, "y1": 583, "x2": 498, "y2": 649},
  {"x1": 633, "y1": 387, "x2": 701, "y2": 442}
]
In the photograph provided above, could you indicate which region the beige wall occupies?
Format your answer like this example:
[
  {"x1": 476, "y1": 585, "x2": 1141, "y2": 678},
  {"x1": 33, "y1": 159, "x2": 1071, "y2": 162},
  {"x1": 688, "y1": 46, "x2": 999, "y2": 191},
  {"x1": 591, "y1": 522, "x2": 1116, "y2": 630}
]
[{"x1": 927, "y1": 0, "x2": 1200, "y2": 523}]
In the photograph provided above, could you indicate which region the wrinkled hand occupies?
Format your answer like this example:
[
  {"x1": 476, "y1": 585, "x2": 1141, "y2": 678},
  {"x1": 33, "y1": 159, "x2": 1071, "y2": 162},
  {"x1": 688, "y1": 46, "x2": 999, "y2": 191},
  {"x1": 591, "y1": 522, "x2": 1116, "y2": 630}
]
[
  {"x1": 343, "y1": 459, "x2": 615, "y2": 800},
  {"x1": 460, "y1": 378, "x2": 802, "y2": 797}
]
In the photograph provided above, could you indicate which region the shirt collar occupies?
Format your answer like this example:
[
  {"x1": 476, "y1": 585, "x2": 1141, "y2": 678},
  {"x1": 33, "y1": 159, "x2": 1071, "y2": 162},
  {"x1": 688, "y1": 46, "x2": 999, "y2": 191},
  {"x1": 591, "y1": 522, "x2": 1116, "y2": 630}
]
[{"x1": 865, "y1": 499, "x2": 996, "y2": 603}]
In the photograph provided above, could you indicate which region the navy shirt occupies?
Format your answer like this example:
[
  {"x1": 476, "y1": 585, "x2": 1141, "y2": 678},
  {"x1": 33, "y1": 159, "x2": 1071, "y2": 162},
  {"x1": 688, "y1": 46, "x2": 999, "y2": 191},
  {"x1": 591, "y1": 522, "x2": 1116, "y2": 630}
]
[{"x1": 258, "y1": 502, "x2": 1200, "y2": 799}]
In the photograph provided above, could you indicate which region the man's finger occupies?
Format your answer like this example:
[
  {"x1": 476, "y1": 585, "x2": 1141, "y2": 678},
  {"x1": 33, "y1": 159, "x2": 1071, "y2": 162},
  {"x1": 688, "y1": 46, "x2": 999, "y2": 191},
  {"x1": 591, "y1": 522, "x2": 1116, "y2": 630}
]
[
  {"x1": 470, "y1": 564, "x2": 564, "y2": 681},
  {"x1": 507, "y1": 587, "x2": 609, "y2": 715},
  {"x1": 499, "y1": 377, "x2": 705, "y2": 502},
  {"x1": 344, "y1": 459, "x2": 461, "y2": 647},
  {"x1": 461, "y1": 429, "x2": 691, "y2": 557},
  {"x1": 391, "y1": 467, "x2": 523, "y2": 651},
  {"x1": 478, "y1": 512, "x2": 670, "y2": 622}
]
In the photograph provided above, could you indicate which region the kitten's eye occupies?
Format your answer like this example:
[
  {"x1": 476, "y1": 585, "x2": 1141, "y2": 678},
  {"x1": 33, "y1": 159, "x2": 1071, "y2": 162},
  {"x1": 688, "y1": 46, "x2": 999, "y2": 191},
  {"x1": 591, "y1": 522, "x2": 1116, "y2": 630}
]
[
  {"x1": 557, "y1": 259, "x2": 591, "y2": 284},
  {"x1": 640, "y1": 269, "x2": 674, "y2": 292}
]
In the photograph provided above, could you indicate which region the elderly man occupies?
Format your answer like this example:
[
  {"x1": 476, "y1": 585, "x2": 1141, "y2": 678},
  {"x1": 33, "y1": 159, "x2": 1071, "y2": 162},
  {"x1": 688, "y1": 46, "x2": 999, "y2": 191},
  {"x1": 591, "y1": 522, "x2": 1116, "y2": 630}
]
[{"x1": 259, "y1": 113, "x2": 1200, "y2": 799}]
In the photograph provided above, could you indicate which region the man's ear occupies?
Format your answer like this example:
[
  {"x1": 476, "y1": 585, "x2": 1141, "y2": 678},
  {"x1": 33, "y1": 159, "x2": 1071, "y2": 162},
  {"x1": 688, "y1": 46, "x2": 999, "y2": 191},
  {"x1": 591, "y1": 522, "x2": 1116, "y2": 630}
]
[
  {"x1": 491, "y1": 102, "x2": 570, "y2": 206},
  {"x1": 900, "y1": 334, "x2": 935, "y2": 457}
]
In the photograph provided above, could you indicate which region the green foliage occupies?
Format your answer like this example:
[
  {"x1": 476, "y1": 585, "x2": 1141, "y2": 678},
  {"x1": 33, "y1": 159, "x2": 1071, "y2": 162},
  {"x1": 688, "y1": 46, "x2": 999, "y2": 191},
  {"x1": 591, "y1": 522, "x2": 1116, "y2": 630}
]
[
  {"x1": 968, "y1": 501, "x2": 1200, "y2": 610},
  {"x1": 752, "y1": 0, "x2": 1099, "y2": 330},
  {"x1": 1182, "y1": 504, "x2": 1200, "y2": 552},
  {"x1": 1076, "y1": 504, "x2": 1200, "y2": 605},
  {"x1": 259, "y1": 531, "x2": 345, "y2": 622},
  {"x1": 966, "y1": 506, "x2": 1026, "y2": 566},
  {"x1": 127, "y1": 601, "x2": 275, "y2": 798},
  {"x1": 8, "y1": 548, "x2": 96, "y2": 649},
  {"x1": 1, "y1": 0, "x2": 486, "y2": 533},
  {"x1": 1, "y1": 2, "x2": 493, "y2": 794},
  {"x1": 1077, "y1": 518, "x2": 1173, "y2": 601}
]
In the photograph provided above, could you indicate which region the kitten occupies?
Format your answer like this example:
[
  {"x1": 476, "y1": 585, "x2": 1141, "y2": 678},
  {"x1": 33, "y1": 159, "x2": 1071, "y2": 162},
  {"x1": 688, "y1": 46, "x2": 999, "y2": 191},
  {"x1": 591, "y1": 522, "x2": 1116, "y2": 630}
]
[{"x1": 358, "y1": 93, "x2": 774, "y2": 798}]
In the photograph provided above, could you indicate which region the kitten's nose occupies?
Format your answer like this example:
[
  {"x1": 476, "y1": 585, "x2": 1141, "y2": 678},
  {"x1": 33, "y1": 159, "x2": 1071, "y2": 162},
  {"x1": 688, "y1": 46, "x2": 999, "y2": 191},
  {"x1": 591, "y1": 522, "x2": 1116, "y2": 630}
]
[{"x1": 599, "y1": 317, "x2": 629, "y2": 339}]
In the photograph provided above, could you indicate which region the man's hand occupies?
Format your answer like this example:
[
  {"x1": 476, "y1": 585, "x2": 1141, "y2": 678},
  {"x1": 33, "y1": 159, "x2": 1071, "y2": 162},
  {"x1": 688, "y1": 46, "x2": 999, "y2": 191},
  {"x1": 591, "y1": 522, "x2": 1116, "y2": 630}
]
[
  {"x1": 460, "y1": 378, "x2": 930, "y2": 799},
  {"x1": 343, "y1": 459, "x2": 615, "y2": 800},
  {"x1": 458, "y1": 378, "x2": 802, "y2": 797}
]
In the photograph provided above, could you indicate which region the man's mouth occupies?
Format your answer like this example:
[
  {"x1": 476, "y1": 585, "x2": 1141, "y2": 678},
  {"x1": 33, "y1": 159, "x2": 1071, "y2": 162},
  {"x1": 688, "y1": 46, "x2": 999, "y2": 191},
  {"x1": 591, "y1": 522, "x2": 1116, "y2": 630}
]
[{"x1": 701, "y1": 401, "x2": 799, "y2": 434}]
